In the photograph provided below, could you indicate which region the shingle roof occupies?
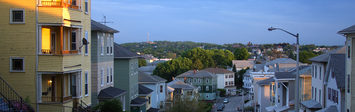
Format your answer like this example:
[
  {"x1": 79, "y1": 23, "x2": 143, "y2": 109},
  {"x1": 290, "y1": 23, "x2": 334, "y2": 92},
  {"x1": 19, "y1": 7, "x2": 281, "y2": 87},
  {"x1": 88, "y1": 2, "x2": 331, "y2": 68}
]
[
  {"x1": 202, "y1": 67, "x2": 234, "y2": 74},
  {"x1": 253, "y1": 64, "x2": 265, "y2": 72},
  {"x1": 309, "y1": 46, "x2": 345, "y2": 63},
  {"x1": 130, "y1": 97, "x2": 148, "y2": 105},
  {"x1": 139, "y1": 84, "x2": 153, "y2": 95},
  {"x1": 176, "y1": 70, "x2": 217, "y2": 78},
  {"x1": 91, "y1": 20, "x2": 119, "y2": 33},
  {"x1": 114, "y1": 43, "x2": 140, "y2": 58},
  {"x1": 257, "y1": 77, "x2": 274, "y2": 85},
  {"x1": 138, "y1": 71, "x2": 166, "y2": 83},
  {"x1": 265, "y1": 58, "x2": 298, "y2": 66},
  {"x1": 275, "y1": 72, "x2": 294, "y2": 79},
  {"x1": 232, "y1": 60, "x2": 254, "y2": 68},
  {"x1": 138, "y1": 66, "x2": 156, "y2": 72},
  {"x1": 147, "y1": 107, "x2": 160, "y2": 112},
  {"x1": 338, "y1": 24, "x2": 355, "y2": 34},
  {"x1": 315, "y1": 105, "x2": 338, "y2": 112},
  {"x1": 329, "y1": 54, "x2": 346, "y2": 89},
  {"x1": 300, "y1": 100, "x2": 322, "y2": 109},
  {"x1": 167, "y1": 80, "x2": 197, "y2": 90},
  {"x1": 97, "y1": 87, "x2": 126, "y2": 99}
]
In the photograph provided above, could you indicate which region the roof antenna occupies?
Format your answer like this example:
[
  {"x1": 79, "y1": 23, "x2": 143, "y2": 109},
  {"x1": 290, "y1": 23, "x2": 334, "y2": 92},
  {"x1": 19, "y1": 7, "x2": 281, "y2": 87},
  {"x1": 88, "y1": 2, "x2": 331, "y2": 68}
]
[{"x1": 100, "y1": 14, "x2": 113, "y2": 25}]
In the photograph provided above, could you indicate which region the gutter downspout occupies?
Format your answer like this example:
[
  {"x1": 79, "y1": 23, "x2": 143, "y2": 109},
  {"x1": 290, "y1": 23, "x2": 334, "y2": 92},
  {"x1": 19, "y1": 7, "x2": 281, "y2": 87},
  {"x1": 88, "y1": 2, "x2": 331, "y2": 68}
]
[{"x1": 35, "y1": 0, "x2": 39, "y2": 111}]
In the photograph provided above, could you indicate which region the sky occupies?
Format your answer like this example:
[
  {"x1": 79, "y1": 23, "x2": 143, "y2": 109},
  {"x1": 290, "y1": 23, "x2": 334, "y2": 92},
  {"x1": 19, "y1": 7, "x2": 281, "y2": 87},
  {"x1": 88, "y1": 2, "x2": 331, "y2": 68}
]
[{"x1": 91, "y1": 0, "x2": 355, "y2": 46}]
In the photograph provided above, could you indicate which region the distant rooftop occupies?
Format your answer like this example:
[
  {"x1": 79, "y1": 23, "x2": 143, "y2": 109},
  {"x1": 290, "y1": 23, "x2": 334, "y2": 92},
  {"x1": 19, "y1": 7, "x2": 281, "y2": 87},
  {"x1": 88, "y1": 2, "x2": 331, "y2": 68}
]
[
  {"x1": 176, "y1": 70, "x2": 217, "y2": 78},
  {"x1": 308, "y1": 46, "x2": 345, "y2": 63},
  {"x1": 202, "y1": 67, "x2": 234, "y2": 74},
  {"x1": 91, "y1": 20, "x2": 119, "y2": 33}
]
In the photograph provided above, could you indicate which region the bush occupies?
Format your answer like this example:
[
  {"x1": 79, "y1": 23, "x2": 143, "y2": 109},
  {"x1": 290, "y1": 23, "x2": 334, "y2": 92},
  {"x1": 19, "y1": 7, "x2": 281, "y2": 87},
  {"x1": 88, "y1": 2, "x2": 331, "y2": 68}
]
[
  {"x1": 205, "y1": 103, "x2": 213, "y2": 112},
  {"x1": 217, "y1": 89, "x2": 226, "y2": 97},
  {"x1": 244, "y1": 100, "x2": 249, "y2": 104},
  {"x1": 244, "y1": 106, "x2": 254, "y2": 111},
  {"x1": 92, "y1": 99, "x2": 123, "y2": 112}
]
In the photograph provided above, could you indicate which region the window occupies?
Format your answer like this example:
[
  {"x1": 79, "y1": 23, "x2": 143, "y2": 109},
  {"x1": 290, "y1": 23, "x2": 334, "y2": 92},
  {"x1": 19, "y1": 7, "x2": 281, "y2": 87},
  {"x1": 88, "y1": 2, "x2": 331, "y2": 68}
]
[
  {"x1": 189, "y1": 78, "x2": 192, "y2": 83},
  {"x1": 71, "y1": 32, "x2": 76, "y2": 50},
  {"x1": 278, "y1": 83, "x2": 280, "y2": 88},
  {"x1": 315, "y1": 88, "x2": 317, "y2": 101},
  {"x1": 331, "y1": 67, "x2": 335, "y2": 78},
  {"x1": 348, "y1": 39, "x2": 351, "y2": 59},
  {"x1": 101, "y1": 68, "x2": 103, "y2": 86},
  {"x1": 328, "y1": 88, "x2": 331, "y2": 100},
  {"x1": 206, "y1": 86, "x2": 209, "y2": 91},
  {"x1": 101, "y1": 37, "x2": 104, "y2": 55},
  {"x1": 315, "y1": 66, "x2": 317, "y2": 78},
  {"x1": 85, "y1": 0, "x2": 88, "y2": 13},
  {"x1": 111, "y1": 37, "x2": 113, "y2": 55},
  {"x1": 160, "y1": 85, "x2": 163, "y2": 93},
  {"x1": 10, "y1": 57, "x2": 25, "y2": 72},
  {"x1": 312, "y1": 87, "x2": 314, "y2": 99},
  {"x1": 85, "y1": 31, "x2": 88, "y2": 55},
  {"x1": 198, "y1": 86, "x2": 201, "y2": 91},
  {"x1": 230, "y1": 74, "x2": 234, "y2": 78},
  {"x1": 225, "y1": 82, "x2": 228, "y2": 86},
  {"x1": 206, "y1": 94, "x2": 209, "y2": 98},
  {"x1": 107, "y1": 67, "x2": 109, "y2": 84},
  {"x1": 193, "y1": 78, "x2": 197, "y2": 83},
  {"x1": 319, "y1": 90, "x2": 321, "y2": 103},
  {"x1": 110, "y1": 66, "x2": 113, "y2": 83},
  {"x1": 148, "y1": 97, "x2": 151, "y2": 104},
  {"x1": 336, "y1": 91, "x2": 338, "y2": 103},
  {"x1": 347, "y1": 74, "x2": 350, "y2": 93},
  {"x1": 225, "y1": 75, "x2": 228, "y2": 78},
  {"x1": 85, "y1": 71, "x2": 88, "y2": 96},
  {"x1": 312, "y1": 65, "x2": 314, "y2": 77},
  {"x1": 107, "y1": 38, "x2": 110, "y2": 55},
  {"x1": 198, "y1": 79, "x2": 201, "y2": 83},
  {"x1": 10, "y1": 9, "x2": 25, "y2": 23},
  {"x1": 319, "y1": 67, "x2": 322, "y2": 80},
  {"x1": 206, "y1": 79, "x2": 209, "y2": 83},
  {"x1": 131, "y1": 63, "x2": 133, "y2": 75}
]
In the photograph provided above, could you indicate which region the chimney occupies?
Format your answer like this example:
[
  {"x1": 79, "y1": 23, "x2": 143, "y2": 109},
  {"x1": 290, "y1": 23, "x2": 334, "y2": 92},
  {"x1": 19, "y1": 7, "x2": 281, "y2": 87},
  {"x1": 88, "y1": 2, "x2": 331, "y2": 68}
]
[
  {"x1": 172, "y1": 77, "x2": 174, "y2": 80},
  {"x1": 194, "y1": 69, "x2": 196, "y2": 73}
]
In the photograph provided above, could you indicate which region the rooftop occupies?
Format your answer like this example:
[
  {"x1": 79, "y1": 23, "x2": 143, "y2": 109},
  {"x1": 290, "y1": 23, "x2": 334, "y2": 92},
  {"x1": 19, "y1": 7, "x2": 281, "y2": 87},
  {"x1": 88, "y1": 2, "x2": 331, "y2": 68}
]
[{"x1": 176, "y1": 70, "x2": 217, "y2": 78}]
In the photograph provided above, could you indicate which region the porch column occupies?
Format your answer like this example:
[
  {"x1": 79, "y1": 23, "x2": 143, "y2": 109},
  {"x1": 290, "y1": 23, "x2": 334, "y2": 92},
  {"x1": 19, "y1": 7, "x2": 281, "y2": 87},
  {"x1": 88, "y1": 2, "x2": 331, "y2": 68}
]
[
  {"x1": 38, "y1": 74, "x2": 42, "y2": 102},
  {"x1": 38, "y1": 26, "x2": 42, "y2": 54},
  {"x1": 60, "y1": 26, "x2": 63, "y2": 54}
]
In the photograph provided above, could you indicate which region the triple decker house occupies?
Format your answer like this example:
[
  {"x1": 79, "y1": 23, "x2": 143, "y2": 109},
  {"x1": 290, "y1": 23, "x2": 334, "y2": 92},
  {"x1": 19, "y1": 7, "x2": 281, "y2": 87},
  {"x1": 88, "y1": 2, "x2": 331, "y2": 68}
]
[{"x1": 0, "y1": 0, "x2": 92, "y2": 111}]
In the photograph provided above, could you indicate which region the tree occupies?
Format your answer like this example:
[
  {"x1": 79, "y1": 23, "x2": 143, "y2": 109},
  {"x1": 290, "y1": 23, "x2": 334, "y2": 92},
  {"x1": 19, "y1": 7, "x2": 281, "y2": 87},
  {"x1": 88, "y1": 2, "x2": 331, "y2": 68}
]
[
  {"x1": 138, "y1": 59, "x2": 147, "y2": 67},
  {"x1": 192, "y1": 59, "x2": 204, "y2": 70},
  {"x1": 299, "y1": 51, "x2": 318, "y2": 64},
  {"x1": 167, "y1": 93, "x2": 207, "y2": 112},
  {"x1": 235, "y1": 67, "x2": 250, "y2": 87},
  {"x1": 182, "y1": 48, "x2": 215, "y2": 68},
  {"x1": 234, "y1": 48, "x2": 250, "y2": 60},
  {"x1": 92, "y1": 99, "x2": 123, "y2": 112},
  {"x1": 153, "y1": 57, "x2": 193, "y2": 81}
]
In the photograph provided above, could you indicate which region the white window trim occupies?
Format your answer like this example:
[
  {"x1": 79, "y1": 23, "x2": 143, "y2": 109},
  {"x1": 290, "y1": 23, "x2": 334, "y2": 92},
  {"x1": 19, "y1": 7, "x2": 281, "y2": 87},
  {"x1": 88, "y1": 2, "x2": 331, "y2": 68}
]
[
  {"x1": 10, "y1": 57, "x2": 25, "y2": 72},
  {"x1": 107, "y1": 38, "x2": 110, "y2": 55},
  {"x1": 111, "y1": 66, "x2": 113, "y2": 83},
  {"x1": 10, "y1": 9, "x2": 25, "y2": 24},
  {"x1": 111, "y1": 37, "x2": 113, "y2": 55},
  {"x1": 85, "y1": 31, "x2": 88, "y2": 55},
  {"x1": 101, "y1": 37, "x2": 104, "y2": 55},
  {"x1": 107, "y1": 67, "x2": 110, "y2": 84},
  {"x1": 85, "y1": 71, "x2": 89, "y2": 96},
  {"x1": 85, "y1": 0, "x2": 89, "y2": 14},
  {"x1": 206, "y1": 86, "x2": 209, "y2": 91},
  {"x1": 198, "y1": 79, "x2": 201, "y2": 83}
]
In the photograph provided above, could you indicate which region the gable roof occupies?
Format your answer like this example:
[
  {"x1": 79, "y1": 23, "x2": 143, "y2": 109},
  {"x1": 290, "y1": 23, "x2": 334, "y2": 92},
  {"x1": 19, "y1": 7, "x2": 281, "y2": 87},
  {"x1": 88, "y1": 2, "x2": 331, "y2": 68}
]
[
  {"x1": 202, "y1": 67, "x2": 234, "y2": 74},
  {"x1": 139, "y1": 84, "x2": 153, "y2": 95},
  {"x1": 300, "y1": 100, "x2": 322, "y2": 109},
  {"x1": 257, "y1": 77, "x2": 275, "y2": 85},
  {"x1": 275, "y1": 72, "x2": 294, "y2": 79},
  {"x1": 253, "y1": 63, "x2": 265, "y2": 72},
  {"x1": 91, "y1": 20, "x2": 119, "y2": 33},
  {"x1": 324, "y1": 54, "x2": 346, "y2": 89},
  {"x1": 97, "y1": 87, "x2": 126, "y2": 99},
  {"x1": 167, "y1": 80, "x2": 197, "y2": 90},
  {"x1": 265, "y1": 58, "x2": 298, "y2": 66},
  {"x1": 130, "y1": 97, "x2": 148, "y2": 106},
  {"x1": 232, "y1": 60, "x2": 254, "y2": 68},
  {"x1": 338, "y1": 24, "x2": 355, "y2": 34},
  {"x1": 309, "y1": 46, "x2": 345, "y2": 63},
  {"x1": 114, "y1": 43, "x2": 140, "y2": 58},
  {"x1": 138, "y1": 71, "x2": 166, "y2": 83},
  {"x1": 176, "y1": 70, "x2": 217, "y2": 78}
]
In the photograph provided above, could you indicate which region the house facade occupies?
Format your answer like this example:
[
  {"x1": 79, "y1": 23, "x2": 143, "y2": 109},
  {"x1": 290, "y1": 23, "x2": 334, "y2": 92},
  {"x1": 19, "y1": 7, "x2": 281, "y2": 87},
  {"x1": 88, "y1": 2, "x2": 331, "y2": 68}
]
[
  {"x1": 90, "y1": 20, "x2": 124, "y2": 107},
  {"x1": 138, "y1": 71, "x2": 167, "y2": 110},
  {"x1": 338, "y1": 24, "x2": 355, "y2": 112},
  {"x1": 202, "y1": 67, "x2": 236, "y2": 95},
  {"x1": 176, "y1": 70, "x2": 218, "y2": 101},
  {"x1": 1, "y1": 0, "x2": 92, "y2": 111}
]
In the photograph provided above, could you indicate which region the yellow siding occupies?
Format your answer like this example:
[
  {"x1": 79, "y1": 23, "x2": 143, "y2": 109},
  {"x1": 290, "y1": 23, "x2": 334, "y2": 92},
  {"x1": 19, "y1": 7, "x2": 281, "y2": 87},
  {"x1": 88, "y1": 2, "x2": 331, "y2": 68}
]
[
  {"x1": 63, "y1": 54, "x2": 82, "y2": 71},
  {"x1": 38, "y1": 55, "x2": 63, "y2": 72},
  {"x1": 0, "y1": 0, "x2": 37, "y2": 110},
  {"x1": 38, "y1": 7, "x2": 63, "y2": 23}
]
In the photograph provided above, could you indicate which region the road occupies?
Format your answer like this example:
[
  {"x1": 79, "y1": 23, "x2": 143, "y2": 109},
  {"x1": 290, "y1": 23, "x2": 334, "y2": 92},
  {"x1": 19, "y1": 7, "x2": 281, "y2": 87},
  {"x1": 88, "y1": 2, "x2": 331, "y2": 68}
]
[{"x1": 211, "y1": 94, "x2": 248, "y2": 112}]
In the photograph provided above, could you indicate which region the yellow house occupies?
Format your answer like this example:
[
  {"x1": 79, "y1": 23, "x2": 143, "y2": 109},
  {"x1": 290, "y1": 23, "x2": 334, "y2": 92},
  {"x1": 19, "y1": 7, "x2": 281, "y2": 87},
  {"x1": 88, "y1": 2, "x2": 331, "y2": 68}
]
[{"x1": 0, "y1": 0, "x2": 91, "y2": 111}]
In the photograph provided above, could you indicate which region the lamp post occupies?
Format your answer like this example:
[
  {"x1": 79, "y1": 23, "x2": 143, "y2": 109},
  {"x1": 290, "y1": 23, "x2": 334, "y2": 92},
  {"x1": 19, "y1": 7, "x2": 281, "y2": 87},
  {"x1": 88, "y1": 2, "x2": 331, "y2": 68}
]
[{"x1": 268, "y1": 27, "x2": 300, "y2": 111}]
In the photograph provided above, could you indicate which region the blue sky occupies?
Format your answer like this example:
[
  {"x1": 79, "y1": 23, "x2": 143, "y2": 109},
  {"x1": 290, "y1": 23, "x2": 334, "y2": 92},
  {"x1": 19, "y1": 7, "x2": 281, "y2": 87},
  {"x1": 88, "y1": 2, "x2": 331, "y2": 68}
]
[{"x1": 91, "y1": 0, "x2": 355, "y2": 45}]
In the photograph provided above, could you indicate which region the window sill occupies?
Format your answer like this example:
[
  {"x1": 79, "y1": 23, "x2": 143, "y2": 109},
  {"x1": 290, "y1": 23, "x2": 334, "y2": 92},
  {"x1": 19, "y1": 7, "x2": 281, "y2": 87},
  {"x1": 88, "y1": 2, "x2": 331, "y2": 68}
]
[
  {"x1": 85, "y1": 94, "x2": 89, "y2": 97},
  {"x1": 10, "y1": 70, "x2": 25, "y2": 73},
  {"x1": 10, "y1": 22, "x2": 25, "y2": 24}
]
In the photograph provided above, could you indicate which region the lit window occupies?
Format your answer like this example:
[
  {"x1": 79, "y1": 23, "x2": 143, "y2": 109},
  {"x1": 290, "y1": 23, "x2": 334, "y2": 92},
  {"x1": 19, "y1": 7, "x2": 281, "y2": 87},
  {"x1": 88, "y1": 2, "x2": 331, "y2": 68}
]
[
  {"x1": 10, "y1": 57, "x2": 25, "y2": 72},
  {"x1": 10, "y1": 9, "x2": 25, "y2": 23}
]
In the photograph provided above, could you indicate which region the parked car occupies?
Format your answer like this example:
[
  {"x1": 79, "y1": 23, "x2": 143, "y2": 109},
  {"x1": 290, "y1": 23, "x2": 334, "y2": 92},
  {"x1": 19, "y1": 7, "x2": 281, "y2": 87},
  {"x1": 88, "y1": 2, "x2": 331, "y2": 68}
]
[
  {"x1": 217, "y1": 105, "x2": 224, "y2": 111},
  {"x1": 223, "y1": 98, "x2": 229, "y2": 103},
  {"x1": 219, "y1": 103, "x2": 225, "y2": 108}
]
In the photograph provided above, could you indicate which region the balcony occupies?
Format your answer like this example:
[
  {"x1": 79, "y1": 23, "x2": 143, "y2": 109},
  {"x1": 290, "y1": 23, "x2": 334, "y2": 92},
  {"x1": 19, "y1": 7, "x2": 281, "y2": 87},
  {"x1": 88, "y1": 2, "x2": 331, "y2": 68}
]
[
  {"x1": 41, "y1": 1, "x2": 80, "y2": 10},
  {"x1": 41, "y1": 96, "x2": 72, "y2": 103},
  {"x1": 41, "y1": 49, "x2": 79, "y2": 55}
]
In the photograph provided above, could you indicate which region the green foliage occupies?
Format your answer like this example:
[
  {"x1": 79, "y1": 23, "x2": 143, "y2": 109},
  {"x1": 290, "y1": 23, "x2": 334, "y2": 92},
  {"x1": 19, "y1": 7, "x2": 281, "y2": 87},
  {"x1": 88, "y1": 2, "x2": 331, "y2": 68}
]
[
  {"x1": 232, "y1": 65, "x2": 236, "y2": 72},
  {"x1": 244, "y1": 106, "x2": 254, "y2": 110},
  {"x1": 138, "y1": 59, "x2": 147, "y2": 67},
  {"x1": 167, "y1": 93, "x2": 207, "y2": 112},
  {"x1": 192, "y1": 59, "x2": 204, "y2": 70},
  {"x1": 299, "y1": 51, "x2": 318, "y2": 64},
  {"x1": 234, "y1": 48, "x2": 250, "y2": 60},
  {"x1": 92, "y1": 99, "x2": 123, "y2": 112},
  {"x1": 211, "y1": 49, "x2": 234, "y2": 68},
  {"x1": 244, "y1": 100, "x2": 250, "y2": 104},
  {"x1": 182, "y1": 48, "x2": 215, "y2": 68},
  {"x1": 217, "y1": 89, "x2": 226, "y2": 97},
  {"x1": 153, "y1": 57, "x2": 193, "y2": 81},
  {"x1": 205, "y1": 103, "x2": 214, "y2": 112},
  {"x1": 283, "y1": 45, "x2": 294, "y2": 52},
  {"x1": 235, "y1": 67, "x2": 249, "y2": 87},
  {"x1": 24, "y1": 95, "x2": 31, "y2": 107}
]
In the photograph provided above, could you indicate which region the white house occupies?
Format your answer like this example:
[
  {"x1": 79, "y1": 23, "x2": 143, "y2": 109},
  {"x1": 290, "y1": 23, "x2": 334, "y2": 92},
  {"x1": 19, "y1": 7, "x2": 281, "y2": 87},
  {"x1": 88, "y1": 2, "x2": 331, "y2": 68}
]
[
  {"x1": 232, "y1": 60, "x2": 254, "y2": 71},
  {"x1": 202, "y1": 67, "x2": 236, "y2": 95},
  {"x1": 138, "y1": 71, "x2": 167, "y2": 109}
]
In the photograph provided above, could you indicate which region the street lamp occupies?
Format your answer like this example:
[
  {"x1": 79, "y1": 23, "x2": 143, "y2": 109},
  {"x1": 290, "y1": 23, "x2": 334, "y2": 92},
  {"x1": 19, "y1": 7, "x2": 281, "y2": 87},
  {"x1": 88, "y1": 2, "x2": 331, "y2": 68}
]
[{"x1": 268, "y1": 27, "x2": 300, "y2": 111}]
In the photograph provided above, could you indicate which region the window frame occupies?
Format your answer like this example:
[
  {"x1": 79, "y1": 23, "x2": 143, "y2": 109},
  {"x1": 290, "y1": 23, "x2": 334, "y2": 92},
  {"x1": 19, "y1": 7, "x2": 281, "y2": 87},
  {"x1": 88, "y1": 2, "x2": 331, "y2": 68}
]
[
  {"x1": 85, "y1": 71, "x2": 88, "y2": 96},
  {"x1": 10, "y1": 9, "x2": 25, "y2": 24},
  {"x1": 107, "y1": 67, "x2": 110, "y2": 84},
  {"x1": 206, "y1": 78, "x2": 209, "y2": 83},
  {"x1": 85, "y1": 0, "x2": 88, "y2": 14},
  {"x1": 110, "y1": 66, "x2": 113, "y2": 83},
  {"x1": 101, "y1": 37, "x2": 104, "y2": 55},
  {"x1": 10, "y1": 57, "x2": 25, "y2": 72},
  {"x1": 101, "y1": 68, "x2": 103, "y2": 86},
  {"x1": 107, "y1": 37, "x2": 110, "y2": 55},
  {"x1": 160, "y1": 85, "x2": 163, "y2": 93},
  {"x1": 85, "y1": 31, "x2": 88, "y2": 55},
  {"x1": 111, "y1": 37, "x2": 113, "y2": 55}
]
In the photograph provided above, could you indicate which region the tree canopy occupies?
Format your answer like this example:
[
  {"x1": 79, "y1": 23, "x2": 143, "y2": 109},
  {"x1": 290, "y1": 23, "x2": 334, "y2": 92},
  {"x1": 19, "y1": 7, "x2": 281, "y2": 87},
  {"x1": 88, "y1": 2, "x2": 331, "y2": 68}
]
[
  {"x1": 234, "y1": 48, "x2": 250, "y2": 60},
  {"x1": 153, "y1": 57, "x2": 193, "y2": 81}
]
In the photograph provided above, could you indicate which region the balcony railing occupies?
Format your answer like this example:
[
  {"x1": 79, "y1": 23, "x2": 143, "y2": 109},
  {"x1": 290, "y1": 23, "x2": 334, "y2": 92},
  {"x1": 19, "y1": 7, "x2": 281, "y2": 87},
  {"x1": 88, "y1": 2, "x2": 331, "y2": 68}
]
[
  {"x1": 41, "y1": 1, "x2": 79, "y2": 10},
  {"x1": 42, "y1": 49, "x2": 79, "y2": 55},
  {"x1": 41, "y1": 96, "x2": 72, "y2": 103}
]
